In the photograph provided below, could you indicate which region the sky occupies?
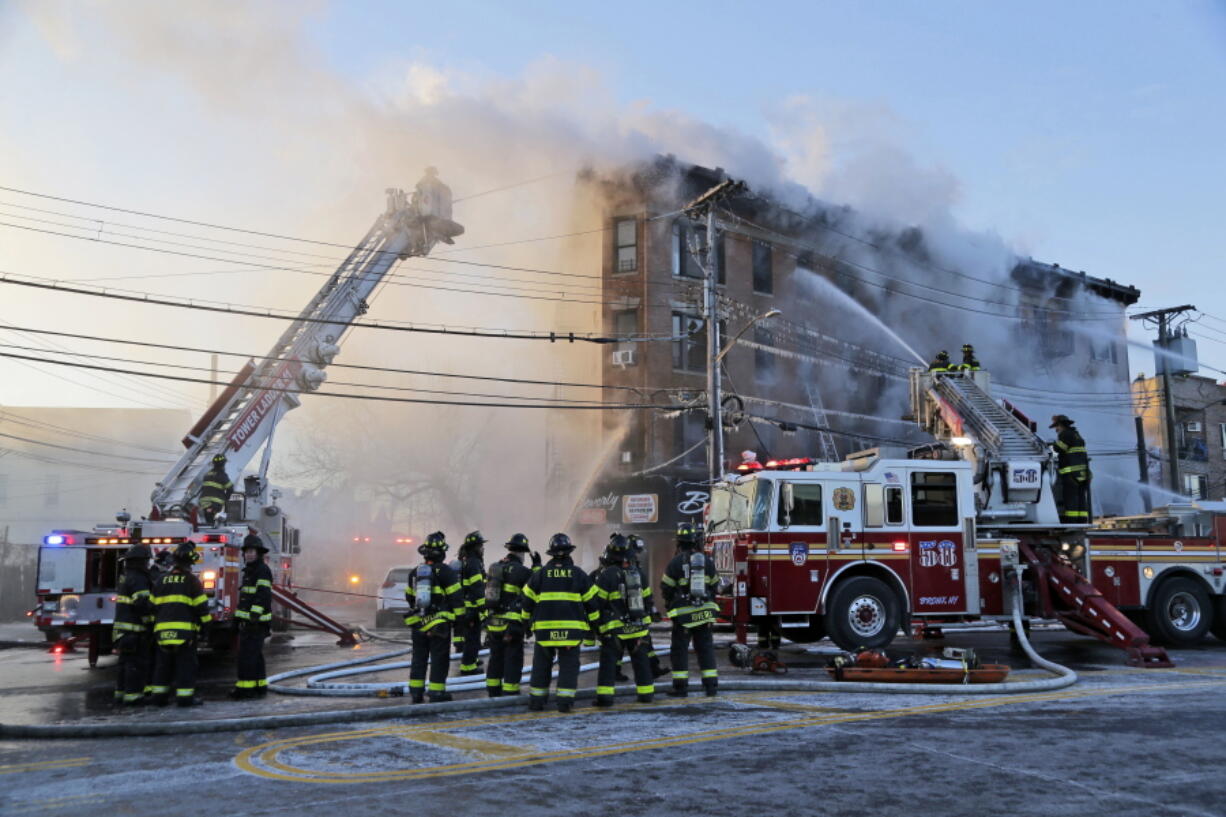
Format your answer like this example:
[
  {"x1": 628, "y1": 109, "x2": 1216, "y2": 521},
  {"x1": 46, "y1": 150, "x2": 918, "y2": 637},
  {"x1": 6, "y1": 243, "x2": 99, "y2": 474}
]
[{"x1": 1, "y1": 0, "x2": 1224, "y2": 417}]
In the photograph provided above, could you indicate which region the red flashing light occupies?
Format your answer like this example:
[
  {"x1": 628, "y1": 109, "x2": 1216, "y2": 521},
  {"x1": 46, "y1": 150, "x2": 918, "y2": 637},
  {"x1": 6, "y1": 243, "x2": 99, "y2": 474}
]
[
  {"x1": 892, "y1": 541, "x2": 909, "y2": 552},
  {"x1": 201, "y1": 534, "x2": 229, "y2": 543},
  {"x1": 353, "y1": 537, "x2": 360, "y2": 542},
  {"x1": 760, "y1": 457, "x2": 814, "y2": 471},
  {"x1": 394, "y1": 537, "x2": 414, "y2": 545},
  {"x1": 363, "y1": 537, "x2": 371, "y2": 543},
  {"x1": 52, "y1": 645, "x2": 64, "y2": 654}
]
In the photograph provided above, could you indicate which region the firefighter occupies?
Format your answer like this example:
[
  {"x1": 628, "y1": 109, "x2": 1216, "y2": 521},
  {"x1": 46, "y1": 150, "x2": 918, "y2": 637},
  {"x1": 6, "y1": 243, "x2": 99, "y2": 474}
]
[
  {"x1": 627, "y1": 534, "x2": 667, "y2": 678},
  {"x1": 1050, "y1": 414, "x2": 1091, "y2": 523},
  {"x1": 230, "y1": 530, "x2": 273, "y2": 700},
  {"x1": 483, "y1": 533, "x2": 536, "y2": 697},
  {"x1": 452, "y1": 531, "x2": 487, "y2": 676},
  {"x1": 959, "y1": 343, "x2": 981, "y2": 371},
  {"x1": 113, "y1": 543, "x2": 155, "y2": 706},
  {"x1": 928, "y1": 350, "x2": 952, "y2": 372},
  {"x1": 150, "y1": 542, "x2": 211, "y2": 707},
  {"x1": 152, "y1": 549, "x2": 173, "y2": 580},
  {"x1": 405, "y1": 531, "x2": 463, "y2": 703},
  {"x1": 199, "y1": 454, "x2": 233, "y2": 525},
  {"x1": 593, "y1": 534, "x2": 656, "y2": 707},
  {"x1": 522, "y1": 533, "x2": 600, "y2": 713},
  {"x1": 661, "y1": 523, "x2": 720, "y2": 697}
]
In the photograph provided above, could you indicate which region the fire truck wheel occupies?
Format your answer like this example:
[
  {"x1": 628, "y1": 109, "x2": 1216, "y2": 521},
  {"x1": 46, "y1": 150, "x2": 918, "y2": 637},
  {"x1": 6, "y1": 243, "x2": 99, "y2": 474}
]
[
  {"x1": 1147, "y1": 577, "x2": 1212, "y2": 647},
  {"x1": 824, "y1": 576, "x2": 902, "y2": 651}
]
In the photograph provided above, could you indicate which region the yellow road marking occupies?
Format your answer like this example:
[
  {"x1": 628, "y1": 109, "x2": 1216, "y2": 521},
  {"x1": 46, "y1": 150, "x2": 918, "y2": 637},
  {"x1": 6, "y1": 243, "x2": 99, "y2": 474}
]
[
  {"x1": 400, "y1": 730, "x2": 532, "y2": 758},
  {"x1": 0, "y1": 757, "x2": 91, "y2": 775},
  {"x1": 3, "y1": 794, "x2": 105, "y2": 813},
  {"x1": 733, "y1": 694, "x2": 850, "y2": 714},
  {"x1": 235, "y1": 679, "x2": 1225, "y2": 784}
]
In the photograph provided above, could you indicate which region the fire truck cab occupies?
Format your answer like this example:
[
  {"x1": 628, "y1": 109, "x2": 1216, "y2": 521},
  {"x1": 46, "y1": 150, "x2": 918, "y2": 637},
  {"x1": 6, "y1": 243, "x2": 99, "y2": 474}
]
[{"x1": 708, "y1": 453, "x2": 1015, "y2": 650}]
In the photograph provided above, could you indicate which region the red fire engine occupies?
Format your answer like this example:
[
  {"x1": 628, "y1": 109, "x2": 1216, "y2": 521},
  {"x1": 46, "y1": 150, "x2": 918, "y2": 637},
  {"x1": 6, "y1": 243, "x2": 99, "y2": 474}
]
[
  {"x1": 32, "y1": 172, "x2": 464, "y2": 664},
  {"x1": 708, "y1": 368, "x2": 1226, "y2": 666}
]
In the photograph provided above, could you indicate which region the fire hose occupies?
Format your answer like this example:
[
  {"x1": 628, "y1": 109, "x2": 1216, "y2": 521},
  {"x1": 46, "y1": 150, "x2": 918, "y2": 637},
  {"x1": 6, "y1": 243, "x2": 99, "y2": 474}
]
[{"x1": 0, "y1": 570, "x2": 1074, "y2": 738}]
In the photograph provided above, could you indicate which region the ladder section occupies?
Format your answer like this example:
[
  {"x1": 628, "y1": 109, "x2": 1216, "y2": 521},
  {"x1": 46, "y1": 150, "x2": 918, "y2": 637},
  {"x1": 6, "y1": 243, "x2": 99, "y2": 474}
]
[
  {"x1": 932, "y1": 374, "x2": 1048, "y2": 460},
  {"x1": 803, "y1": 381, "x2": 840, "y2": 462}
]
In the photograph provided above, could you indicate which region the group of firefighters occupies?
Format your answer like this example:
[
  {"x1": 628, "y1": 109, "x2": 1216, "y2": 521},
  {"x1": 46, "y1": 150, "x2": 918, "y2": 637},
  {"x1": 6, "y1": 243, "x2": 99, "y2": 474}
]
[
  {"x1": 111, "y1": 529, "x2": 273, "y2": 707},
  {"x1": 927, "y1": 345, "x2": 1092, "y2": 523},
  {"x1": 405, "y1": 523, "x2": 720, "y2": 712}
]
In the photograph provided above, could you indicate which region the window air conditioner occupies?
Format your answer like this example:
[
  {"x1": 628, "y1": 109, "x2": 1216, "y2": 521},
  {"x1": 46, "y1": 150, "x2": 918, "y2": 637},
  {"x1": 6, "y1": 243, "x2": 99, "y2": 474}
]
[
  {"x1": 611, "y1": 349, "x2": 636, "y2": 367},
  {"x1": 1186, "y1": 421, "x2": 1203, "y2": 433}
]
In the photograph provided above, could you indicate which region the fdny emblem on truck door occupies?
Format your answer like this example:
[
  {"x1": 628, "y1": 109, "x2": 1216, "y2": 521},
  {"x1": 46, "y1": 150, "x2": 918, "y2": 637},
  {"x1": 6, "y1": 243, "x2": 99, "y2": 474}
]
[
  {"x1": 832, "y1": 487, "x2": 856, "y2": 511},
  {"x1": 789, "y1": 542, "x2": 808, "y2": 566},
  {"x1": 919, "y1": 540, "x2": 959, "y2": 568}
]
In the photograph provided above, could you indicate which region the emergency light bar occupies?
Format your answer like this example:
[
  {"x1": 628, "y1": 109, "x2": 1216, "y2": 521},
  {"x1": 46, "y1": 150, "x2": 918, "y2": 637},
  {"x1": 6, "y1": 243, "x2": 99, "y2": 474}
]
[
  {"x1": 43, "y1": 534, "x2": 74, "y2": 545},
  {"x1": 761, "y1": 457, "x2": 815, "y2": 471},
  {"x1": 141, "y1": 537, "x2": 186, "y2": 545},
  {"x1": 199, "y1": 534, "x2": 229, "y2": 543},
  {"x1": 85, "y1": 537, "x2": 132, "y2": 545}
]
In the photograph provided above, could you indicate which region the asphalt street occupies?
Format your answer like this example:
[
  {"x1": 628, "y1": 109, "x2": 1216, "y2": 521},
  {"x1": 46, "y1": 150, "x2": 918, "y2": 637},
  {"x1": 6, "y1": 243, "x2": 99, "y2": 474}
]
[{"x1": 3, "y1": 609, "x2": 1225, "y2": 817}]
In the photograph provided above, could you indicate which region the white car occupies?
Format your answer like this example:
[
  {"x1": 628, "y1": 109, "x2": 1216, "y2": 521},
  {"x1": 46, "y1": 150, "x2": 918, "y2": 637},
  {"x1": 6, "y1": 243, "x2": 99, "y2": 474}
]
[{"x1": 375, "y1": 565, "x2": 413, "y2": 628}]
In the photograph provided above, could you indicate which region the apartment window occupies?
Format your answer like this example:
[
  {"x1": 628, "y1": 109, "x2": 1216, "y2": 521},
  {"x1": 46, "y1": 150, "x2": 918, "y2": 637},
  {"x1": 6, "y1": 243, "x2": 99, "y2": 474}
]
[
  {"x1": 612, "y1": 308, "x2": 638, "y2": 337},
  {"x1": 1220, "y1": 423, "x2": 1226, "y2": 459},
  {"x1": 1090, "y1": 339, "x2": 1117, "y2": 363},
  {"x1": 671, "y1": 221, "x2": 704, "y2": 279},
  {"x1": 0, "y1": 473, "x2": 7, "y2": 506},
  {"x1": 1183, "y1": 474, "x2": 1208, "y2": 500},
  {"x1": 754, "y1": 326, "x2": 775, "y2": 375},
  {"x1": 614, "y1": 218, "x2": 637, "y2": 273},
  {"x1": 672, "y1": 311, "x2": 706, "y2": 372},
  {"x1": 675, "y1": 410, "x2": 706, "y2": 467},
  {"x1": 752, "y1": 240, "x2": 773, "y2": 294},
  {"x1": 911, "y1": 471, "x2": 958, "y2": 527}
]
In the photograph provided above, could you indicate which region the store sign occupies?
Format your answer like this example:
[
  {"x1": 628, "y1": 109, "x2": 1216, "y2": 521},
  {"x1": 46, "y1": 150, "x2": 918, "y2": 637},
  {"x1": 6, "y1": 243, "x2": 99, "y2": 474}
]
[
  {"x1": 576, "y1": 508, "x2": 607, "y2": 525},
  {"x1": 622, "y1": 493, "x2": 659, "y2": 524}
]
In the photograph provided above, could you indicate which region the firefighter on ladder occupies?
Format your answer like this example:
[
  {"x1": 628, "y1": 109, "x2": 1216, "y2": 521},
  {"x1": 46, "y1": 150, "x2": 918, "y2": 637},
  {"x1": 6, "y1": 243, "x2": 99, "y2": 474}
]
[
  {"x1": 1050, "y1": 414, "x2": 1092, "y2": 523},
  {"x1": 959, "y1": 343, "x2": 981, "y2": 371},
  {"x1": 150, "y1": 542, "x2": 211, "y2": 707},
  {"x1": 113, "y1": 543, "x2": 155, "y2": 707},
  {"x1": 522, "y1": 533, "x2": 600, "y2": 713},
  {"x1": 593, "y1": 534, "x2": 657, "y2": 707},
  {"x1": 661, "y1": 523, "x2": 720, "y2": 697},
  {"x1": 405, "y1": 532, "x2": 462, "y2": 703},
  {"x1": 452, "y1": 531, "x2": 487, "y2": 676},
  {"x1": 199, "y1": 454, "x2": 233, "y2": 525},
  {"x1": 928, "y1": 350, "x2": 952, "y2": 372},
  {"x1": 483, "y1": 533, "x2": 536, "y2": 697},
  {"x1": 230, "y1": 530, "x2": 273, "y2": 699}
]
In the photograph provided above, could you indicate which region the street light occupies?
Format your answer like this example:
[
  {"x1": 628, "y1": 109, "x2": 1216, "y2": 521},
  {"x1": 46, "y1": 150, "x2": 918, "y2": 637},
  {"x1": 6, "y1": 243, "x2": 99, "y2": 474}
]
[
  {"x1": 714, "y1": 308, "x2": 782, "y2": 364},
  {"x1": 709, "y1": 308, "x2": 783, "y2": 481}
]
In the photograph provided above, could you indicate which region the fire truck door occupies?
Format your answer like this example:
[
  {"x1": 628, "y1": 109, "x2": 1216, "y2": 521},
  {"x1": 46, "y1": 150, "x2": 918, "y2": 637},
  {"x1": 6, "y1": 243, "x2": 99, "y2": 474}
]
[
  {"x1": 908, "y1": 469, "x2": 970, "y2": 614},
  {"x1": 771, "y1": 479, "x2": 828, "y2": 613},
  {"x1": 863, "y1": 481, "x2": 911, "y2": 590},
  {"x1": 822, "y1": 474, "x2": 864, "y2": 575}
]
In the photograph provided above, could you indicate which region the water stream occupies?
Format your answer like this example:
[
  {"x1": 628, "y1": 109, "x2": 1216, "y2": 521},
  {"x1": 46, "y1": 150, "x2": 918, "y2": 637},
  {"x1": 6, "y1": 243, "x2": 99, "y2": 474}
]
[{"x1": 799, "y1": 269, "x2": 928, "y2": 365}]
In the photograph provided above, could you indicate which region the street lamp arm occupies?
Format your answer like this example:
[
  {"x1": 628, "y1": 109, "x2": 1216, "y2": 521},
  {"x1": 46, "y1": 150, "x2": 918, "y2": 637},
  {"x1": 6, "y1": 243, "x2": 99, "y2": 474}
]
[{"x1": 714, "y1": 308, "x2": 782, "y2": 365}]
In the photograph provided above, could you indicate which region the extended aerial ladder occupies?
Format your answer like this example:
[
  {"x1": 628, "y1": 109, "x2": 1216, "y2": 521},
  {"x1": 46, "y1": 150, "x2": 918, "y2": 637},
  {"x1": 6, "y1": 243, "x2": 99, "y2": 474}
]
[
  {"x1": 153, "y1": 170, "x2": 463, "y2": 519},
  {"x1": 909, "y1": 367, "x2": 1171, "y2": 666}
]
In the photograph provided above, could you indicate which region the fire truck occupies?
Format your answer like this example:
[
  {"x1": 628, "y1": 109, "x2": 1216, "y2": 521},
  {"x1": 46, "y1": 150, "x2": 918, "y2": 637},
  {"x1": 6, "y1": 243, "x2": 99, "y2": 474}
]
[
  {"x1": 32, "y1": 171, "x2": 464, "y2": 665},
  {"x1": 708, "y1": 367, "x2": 1226, "y2": 667}
]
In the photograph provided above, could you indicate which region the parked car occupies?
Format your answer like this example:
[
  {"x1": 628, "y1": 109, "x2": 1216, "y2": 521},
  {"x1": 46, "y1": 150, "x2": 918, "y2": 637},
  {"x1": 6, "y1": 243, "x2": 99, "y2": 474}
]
[{"x1": 375, "y1": 565, "x2": 412, "y2": 628}]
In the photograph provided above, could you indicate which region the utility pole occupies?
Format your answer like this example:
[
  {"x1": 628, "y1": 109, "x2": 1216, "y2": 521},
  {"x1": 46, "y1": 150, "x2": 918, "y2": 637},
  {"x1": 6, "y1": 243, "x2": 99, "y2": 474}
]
[
  {"x1": 1134, "y1": 416, "x2": 1151, "y2": 513},
  {"x1": 682, "y1": 178, "x2": 743, "y2": 484},
  {"x1": 1131, "y1": 304, "x2": 1195, "y2": 494}
]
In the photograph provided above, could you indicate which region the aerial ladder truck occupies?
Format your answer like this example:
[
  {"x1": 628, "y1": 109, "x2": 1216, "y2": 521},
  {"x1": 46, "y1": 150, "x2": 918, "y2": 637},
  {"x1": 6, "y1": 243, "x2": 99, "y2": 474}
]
[
  {"x1": 707, "y1": 366, "x2": 1208, "y2": 667},
  {"x1": 32, "y1": 170, "x2": 464, "y2": 664}
]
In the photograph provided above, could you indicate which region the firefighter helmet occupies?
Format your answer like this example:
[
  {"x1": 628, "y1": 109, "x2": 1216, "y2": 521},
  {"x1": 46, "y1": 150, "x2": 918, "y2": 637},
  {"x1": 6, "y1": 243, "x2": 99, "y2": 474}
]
[
  {"x1": 1049, "y1": 414, "x2": 1074, "y2": 429},
  {"x1": 241, "y1": 533, "x2": 269, "y2": 554},
  {"x1": 505, "y1": 533, "x2": 530, "y2": 552},
  {"x1": 605, "y1": 533, "x2": 630, "y2": 562},
  {"x1": 546, "y1": 532, "x2": 574, "y2": 556},
  {"x1": 676, "y1": 523, "x2": 700, "y2": 548},
  {"x1": 936, "y1": 350, "x2": 950, "y2": 361},
  {"x1": 962, "y1": 343, "x2": 974, "y2": 352},
  {"x1": 212, "y1": 454, "x2": 227, "y2": 465},
  {"x1": 418, "y1": 531, "x2": 448, "y2": 559},
  {"x1": 172, "y1": 541, "x2": 199, "y2": 565},
  {"x1": 121, "y1": 543, "x2": 152, "y2": 562},
  {"x1": 462, "y1": 530, "x2": 487, "y2": 551},
  {"x1": 154, "y1": 550, "x2": 173, "y2": 568},
  {"x1": 627, "y1": 534, "x2": 645, "y2": 555}
]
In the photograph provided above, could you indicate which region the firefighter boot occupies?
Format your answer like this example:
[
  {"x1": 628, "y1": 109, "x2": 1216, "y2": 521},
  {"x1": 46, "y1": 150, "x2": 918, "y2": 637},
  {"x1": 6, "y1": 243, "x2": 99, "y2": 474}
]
[
  {"x1": 557, "y1": 698, "x2": 573, "y2": 713},
  {"x1": 410, "y1": 690, "x2": 425, "y2": 704},
  {"x1": 703, "y1": 677, "x2": 718, "y2": 697},
  {"x1": 488, "y1": 686, "x2": 503, "y2": 699},
  {"x1": 668, "y1": 679, "x2": 688, "y2": 698},
  {"x1": 595, "y1": 694, "x2": 615, "y2": 707},
  {"x1": 428, "y1": 692, "x2": 453, "y2": 704},
  {"x1": 528, "y1": 695, "x2": 546, "y2": 712}
]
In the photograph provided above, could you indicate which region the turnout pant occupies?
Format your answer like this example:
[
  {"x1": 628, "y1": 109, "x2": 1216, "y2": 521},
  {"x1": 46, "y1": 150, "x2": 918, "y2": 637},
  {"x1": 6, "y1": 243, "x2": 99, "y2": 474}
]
[
  {"x1": 528, "y1": 644, "x2": 580, "y2": 704},
  {"x1": 151, "y1": 641, "x2": 198, "y2": 702},
  {"x1": 1058, "y1": 474, "x2": 1091, "y2": 523},
  {"x1": 409, "y1": 624, "x2": 452, "y2": 699},
  {"x1": 236, "y1": 624, "x2": 269, "y2": 695},
  {"x1": 671, "y1": 622, "x2": 718, "y2": 690},
  {"x1": 485, "y1": 627, "x2": 526, "y2": 695},
  {"x1": 114, "y1": 633, "x2": 152, "y2": 703},
  {"x1": 596, "y1": 636, "x2": 654, "y2": 701},
  {"x1": 452, "y1": 616, "x2": 483, "y2": 673}
]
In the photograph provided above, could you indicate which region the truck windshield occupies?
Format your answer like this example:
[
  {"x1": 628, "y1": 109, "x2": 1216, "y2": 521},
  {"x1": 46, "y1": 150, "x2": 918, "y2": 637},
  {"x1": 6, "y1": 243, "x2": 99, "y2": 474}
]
[{"x1": 709, "y1": 480, "x2": 763, "y2": 533}]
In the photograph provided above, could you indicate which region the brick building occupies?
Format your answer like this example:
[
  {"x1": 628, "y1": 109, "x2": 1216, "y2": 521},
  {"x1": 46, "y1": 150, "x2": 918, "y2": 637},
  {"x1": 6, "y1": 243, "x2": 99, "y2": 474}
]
[
  {"x1": 1133, "y1": 373, "x2": 1226, "y2": 500},
  {"x1": 568, "y1": 158, "x2": 1141, "y2": 578}
]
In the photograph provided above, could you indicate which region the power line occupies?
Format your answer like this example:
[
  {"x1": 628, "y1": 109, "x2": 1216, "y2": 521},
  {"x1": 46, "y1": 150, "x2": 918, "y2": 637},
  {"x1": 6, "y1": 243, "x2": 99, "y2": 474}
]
[
  {"x1": 0, "y1": 408, "x2": 180, "y2": 455},
  {"x1": 0, "y1": 271, "x2": 682, "y2": 344},
  {"x1": 0, "y1": 431, "x2": 175, "y2": 464},
  {"x1": 0, "y1": 351, "x2": 670, "y2": 411}
]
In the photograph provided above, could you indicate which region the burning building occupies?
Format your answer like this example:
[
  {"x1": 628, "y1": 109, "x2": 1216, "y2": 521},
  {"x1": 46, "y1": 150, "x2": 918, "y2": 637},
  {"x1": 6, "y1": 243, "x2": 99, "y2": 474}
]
[{"x1": 569, "y1": 157, "x2": 1141, "y2": 584}]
